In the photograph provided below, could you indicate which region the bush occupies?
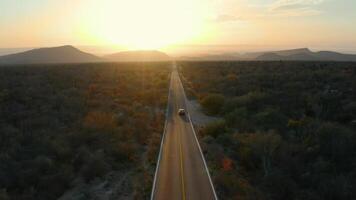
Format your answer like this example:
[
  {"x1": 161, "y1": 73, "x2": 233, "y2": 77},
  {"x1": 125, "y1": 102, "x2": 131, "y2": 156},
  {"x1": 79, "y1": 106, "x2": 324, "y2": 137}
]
[
  {"x1": 0, "y1": 189, "x2": 10, "y2": 200},
  {"x1": 81, "y1": 152, "x2": 111, "y2": 182},
  {"x1": 237, "y1": 132, "x2": 282, "y2": 176},
  {"x1": 179, "y1": 61, "x2": 356, "y2": 200},
  {"x1": 83, "y1": 111, "x2": 117, "y2": 131},
  {"x1": 253, "y1": 108, "x2": 288, "y2": 132},
  {"x1": 0, "y1": 63, "x2": 170, "y2": 199},
  {"x1": 201, "y1": 120, "x2": 227, "y2": 138},
  {"x1": 224, "y1": 92, "x2": 268, "y2": 112},
  {"x1": 200, "y1": 93, "x2": 225, "y2": 115},
  {"x1": 225, "y1": 107, "x2": 252, "y2": 132},
  {"x1": 316, "y1": 123, "x2": 354, "y2": 163}
]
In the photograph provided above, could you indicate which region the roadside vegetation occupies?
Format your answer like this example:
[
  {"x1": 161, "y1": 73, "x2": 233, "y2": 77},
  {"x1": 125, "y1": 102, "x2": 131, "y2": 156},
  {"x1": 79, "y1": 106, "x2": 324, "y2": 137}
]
[
  {"x1": 179, "y1": 61, "x2": 356, "y2": 200},
  {"x1": 0, "y1": 62, "x2": 170, "y2": 199}
]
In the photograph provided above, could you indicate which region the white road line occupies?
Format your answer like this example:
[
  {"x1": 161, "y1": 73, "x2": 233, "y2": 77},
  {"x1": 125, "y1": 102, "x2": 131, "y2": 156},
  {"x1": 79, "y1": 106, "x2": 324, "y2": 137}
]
[
  {"x1": 150, "y1": 71, "x2": 173, "y2": 200},
  {"x1": 177, "y1": 68, "x2": 219, "y2": 200}
]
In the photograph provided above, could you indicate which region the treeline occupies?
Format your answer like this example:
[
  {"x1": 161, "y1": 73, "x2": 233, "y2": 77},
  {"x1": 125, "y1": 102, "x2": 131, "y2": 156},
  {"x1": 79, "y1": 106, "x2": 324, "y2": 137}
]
[
  {"x1": 0, "y1": 62, "x2": 170, "y2": 199},
  {"x1": 179, "y1": 61, "x2": 356, "y2": 200}
]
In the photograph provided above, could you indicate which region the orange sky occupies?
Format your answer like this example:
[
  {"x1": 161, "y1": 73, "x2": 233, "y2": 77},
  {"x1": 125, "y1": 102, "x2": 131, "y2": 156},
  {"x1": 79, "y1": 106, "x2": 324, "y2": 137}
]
[{"x1": 1, "y1": 0, "x2": 356, "y2": 54}]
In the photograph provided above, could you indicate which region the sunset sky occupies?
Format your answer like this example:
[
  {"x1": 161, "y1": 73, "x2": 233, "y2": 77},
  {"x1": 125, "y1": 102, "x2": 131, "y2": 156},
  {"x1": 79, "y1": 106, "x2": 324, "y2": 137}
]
[{"x1": 1, "y1": 0, "x2": 356, "y2": 54}]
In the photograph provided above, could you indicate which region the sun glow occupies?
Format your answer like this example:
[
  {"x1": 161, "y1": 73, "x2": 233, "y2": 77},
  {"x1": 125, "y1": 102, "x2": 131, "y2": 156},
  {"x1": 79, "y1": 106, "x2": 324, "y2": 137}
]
[{"x1": 78, "y1": 0, "x2": 210, "y2": 50}]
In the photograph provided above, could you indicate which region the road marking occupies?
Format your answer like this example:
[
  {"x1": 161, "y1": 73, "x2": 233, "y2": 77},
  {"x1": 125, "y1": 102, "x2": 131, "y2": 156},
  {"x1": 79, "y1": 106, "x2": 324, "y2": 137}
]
[
  {"x1": 150, "y1": 71, "x2": 173, "y2": 200},
  {"x1": 179, "y1": 125, "x2": 186, "y2": 200},
  {"x1": 151, "y1": 63, "x2": 218, "y2": 200},
  {"x1": 176, "y1": 67, "x2": 219, "y2": 200}
]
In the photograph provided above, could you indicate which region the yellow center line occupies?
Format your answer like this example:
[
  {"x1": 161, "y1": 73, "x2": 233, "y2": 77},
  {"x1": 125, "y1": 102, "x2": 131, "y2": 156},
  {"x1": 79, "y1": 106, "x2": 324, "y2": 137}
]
[
  {"x1": 174, "y1": 70, "x2": 186, "y2": 200},
  {"x1": 179, "y1": 125, "x2": 186, "y2": 200}
]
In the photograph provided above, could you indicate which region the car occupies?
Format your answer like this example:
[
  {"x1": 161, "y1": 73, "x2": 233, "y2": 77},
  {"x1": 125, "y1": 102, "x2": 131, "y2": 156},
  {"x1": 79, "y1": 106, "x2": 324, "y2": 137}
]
[{"x1": 178, "y1": 108, "x2": 186, "y2": 115}]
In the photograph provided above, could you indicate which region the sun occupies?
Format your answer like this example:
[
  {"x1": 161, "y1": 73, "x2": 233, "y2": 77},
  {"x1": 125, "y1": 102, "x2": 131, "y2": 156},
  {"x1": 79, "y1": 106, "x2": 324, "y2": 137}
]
[{"x1": 78, "y1": 0, "x2": 209, "y2": 50}]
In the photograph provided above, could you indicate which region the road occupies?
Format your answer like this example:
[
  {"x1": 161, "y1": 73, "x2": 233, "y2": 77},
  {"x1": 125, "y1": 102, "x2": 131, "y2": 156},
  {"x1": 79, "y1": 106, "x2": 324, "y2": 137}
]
[{"x1": 151, "y1": 63, "x2": 217, "y2": 200}]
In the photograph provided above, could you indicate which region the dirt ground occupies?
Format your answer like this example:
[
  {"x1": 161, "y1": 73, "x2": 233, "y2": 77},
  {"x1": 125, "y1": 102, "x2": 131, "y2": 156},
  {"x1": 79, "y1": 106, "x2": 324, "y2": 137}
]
[{"x1": 186, "y1": 99, "x2": 220, "y2": 128}]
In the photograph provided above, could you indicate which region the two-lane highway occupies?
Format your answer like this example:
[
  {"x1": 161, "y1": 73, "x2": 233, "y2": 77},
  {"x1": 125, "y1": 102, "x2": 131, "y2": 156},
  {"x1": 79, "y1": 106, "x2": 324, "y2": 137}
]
[{"x1": 151, "y1": 63, "x2": 217, "y2": 200}]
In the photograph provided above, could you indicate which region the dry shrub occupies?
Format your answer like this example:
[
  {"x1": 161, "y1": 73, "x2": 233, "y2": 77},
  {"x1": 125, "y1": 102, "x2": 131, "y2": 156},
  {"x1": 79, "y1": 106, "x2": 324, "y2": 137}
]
[
  {"x1": 222, "y1": 157, "x2": 234, "y2": 172},
  {"x1": 83, "y1": 111, "x2": 116, "y2": 131}
]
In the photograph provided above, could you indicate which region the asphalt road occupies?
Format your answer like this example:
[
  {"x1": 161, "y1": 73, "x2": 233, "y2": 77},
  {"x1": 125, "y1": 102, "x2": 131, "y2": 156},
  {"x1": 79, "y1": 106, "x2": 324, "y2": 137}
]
[{"x1": 151, "y1": 63, "x2": 217, "y2": 200}]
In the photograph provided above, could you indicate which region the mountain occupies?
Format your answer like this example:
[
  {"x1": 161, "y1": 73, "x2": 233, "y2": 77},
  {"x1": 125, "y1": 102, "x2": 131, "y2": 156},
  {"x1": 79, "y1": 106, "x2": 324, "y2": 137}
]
[
  {"x1": 315, "y1": 51, "x2": 356, "y2": 61},
  {"x1": 242, "y1": 48, "x2": 313, "y2": 60},
  {"x1": 105, "y1": 50, "x2": 171, "y2": 62},
  {"x1": 0, "y1": 45, "x2": 103, "y2": 64},
  {"x1": 180, "y1": 53, "x2": 243, "y2": 61},
  {"x1": 256, "y1": 52, "x2": 318, "y2": 61},
  {"x1": 272, "y1": 48, "x2": 313, "y2": 56},
  {"x1": 255, "y1": 53, "x2": 284, "y2": 61},
  {"x1": 180, "y1": 48, "x2": 356, "y2": 61},
  {"x1": 256, "y1": 49, "x2": 356, "y2": 61}
]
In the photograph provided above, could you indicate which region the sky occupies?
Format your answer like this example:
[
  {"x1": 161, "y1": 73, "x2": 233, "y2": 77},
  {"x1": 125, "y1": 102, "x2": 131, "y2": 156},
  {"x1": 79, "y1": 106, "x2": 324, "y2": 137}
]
[{"x1": 1, "y1": 0, "x2": 356, "y2": 55}]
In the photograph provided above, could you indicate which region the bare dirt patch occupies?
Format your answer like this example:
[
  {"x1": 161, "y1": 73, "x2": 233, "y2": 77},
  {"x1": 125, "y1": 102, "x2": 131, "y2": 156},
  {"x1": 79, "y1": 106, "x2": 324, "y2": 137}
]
[{"x1": 186, "y1": 99, "x2": 220, "y2": 128}]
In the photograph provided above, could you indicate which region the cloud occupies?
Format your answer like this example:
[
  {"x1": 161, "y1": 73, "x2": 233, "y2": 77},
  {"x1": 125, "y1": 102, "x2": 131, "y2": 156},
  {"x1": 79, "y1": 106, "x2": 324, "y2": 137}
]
[
  {"x1": 273, "y1": 7, "x2": 322, "y2": 16},
  {"x1": 272, "y1": 0, "x2": 324, "y2": 9},
  {"x1": 269, "y1": 0, "x2": 324, "y2": 16},
  {"x1": 212, "y1": 14, "x2": 241, "y2": 23}
]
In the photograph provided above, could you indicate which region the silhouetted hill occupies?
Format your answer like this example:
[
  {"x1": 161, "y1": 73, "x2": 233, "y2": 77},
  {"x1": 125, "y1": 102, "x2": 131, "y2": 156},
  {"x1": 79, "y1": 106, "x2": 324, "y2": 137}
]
[
  {"x1": 105, "y1": 50, "x2": 171, "y2": 62},
  {"x1": 256, "y1": 52, "x2": 318, "y2": 61},
  {"x1": 180, "y1": 53, "x2": 242, "y2": 61},
  {"x1": 0, "y1": 45, "x2": 103, "y2": 64},
  {"x1": 272, "y1": 48, "x2": 313, "y2": 56},
  {"x1": 255, "y1": 53, "x2": 284, "y2": 61},
  {"x1": 315, "y1": 51, "x2": 356, "y2": 61},
  {"x1": 180, "y1": 48, "x2": 356, "y2": 61},
  {"x1": 241, "y1": 48, "x2": 313, "y2": 59},
  {"x1": 256, "y1": 50, "x2": 356, "y2": 61}
]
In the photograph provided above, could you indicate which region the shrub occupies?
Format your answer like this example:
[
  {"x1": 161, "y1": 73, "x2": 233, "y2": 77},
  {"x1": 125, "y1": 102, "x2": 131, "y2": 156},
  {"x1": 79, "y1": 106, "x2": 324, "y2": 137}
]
[
  {"x1": 178, "y1": 61, "x2": 356, "y2": 200},
  {"x1": 0, "y1": 63, "x2": 170, "y2": 199},
  {"x1": 316, "y1": 123, "x2": 354, "y2": 163},
  {"x1": 253, "y1": 108, "x2": 288, "y2": 132},
  {"x1": 81, "y1": 152, "x2": 111, "y2": 182},
  {"x1": 0, "y1": 189, "x2": 10, "y2": 200},
  {"x1": 200, "y1": 93, "x2": 225, "y2": 115},
  {"x1": 201, "y1": 120, "x2": 227, "y2": 138},
  {"x1": 83, "y1": 111, "x2": 117, "y2": 131},
  {"x1": 224, "y1": 107, "x2": 252, "y2": 132}
]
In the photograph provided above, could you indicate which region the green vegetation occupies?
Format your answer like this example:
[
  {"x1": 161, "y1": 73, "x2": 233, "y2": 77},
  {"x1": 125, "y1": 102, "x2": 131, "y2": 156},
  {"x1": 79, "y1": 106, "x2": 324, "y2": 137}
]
[
  {"x1": 0, "y1": 62, "x2": 170, "y2": 199},
  {"x1": 179, "y1": 61, "x2": 356, "y2": 200},
  {"x1": 200, "y1": 93, "x2": 225, "y2": 115}
]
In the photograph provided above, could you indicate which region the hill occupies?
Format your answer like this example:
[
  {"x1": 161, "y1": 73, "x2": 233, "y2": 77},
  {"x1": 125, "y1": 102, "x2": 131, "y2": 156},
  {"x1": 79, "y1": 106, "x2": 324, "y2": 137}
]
[
  {"x1": 0, "y1": 45, "x2": 103, "y2": 64},
  {"x1": 256, "y1": 49, "x2": 356, "y2": 61},
  {"x1": 315, "y1": 51, "x2": 356, "y2": 61},
  {"x1": 105, "y1": 50, "x2": 171, "y2": 62},
  {"x1": 256, "y1": 52, "x2": 318, "y2": 61},
  {"x1": 272, "y1": 48, "x2": 313, "y2": 56},
  {"x1": 180, "y1": 48, "x2": 356, "y2": 61}
]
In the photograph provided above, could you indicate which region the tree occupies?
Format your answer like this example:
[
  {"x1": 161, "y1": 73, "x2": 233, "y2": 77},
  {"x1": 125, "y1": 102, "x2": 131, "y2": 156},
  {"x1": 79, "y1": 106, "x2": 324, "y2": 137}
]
[
  {"x1": 244, "y1": 132, "x2": 282, "y2": 176},
  {"x1": 222, "y1": 157, "x2": 234, "y2": 171},
  {"x1": 253, "y1": 108, "x2": 288, "y2": 132},
  {"x1": 317, "y1": 123, "x2": 354, "y2": 163},
  {"x1": 0, "y1": 189, "x2": 10, "y2": 200},
  {"x1": 201, "y1": 120, "x2": 227, "y2": 138},
  {"x1": 200, "y1": 93, "x2": 225, "y2": 115}
]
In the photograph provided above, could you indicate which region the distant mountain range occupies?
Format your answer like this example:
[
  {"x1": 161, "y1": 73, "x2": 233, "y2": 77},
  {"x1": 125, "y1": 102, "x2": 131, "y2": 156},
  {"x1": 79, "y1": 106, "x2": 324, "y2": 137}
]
[
  {"x1": 0, "y1": 46, "x2": 171, "y2": 64},
  {"x1": 180, "y1": 48, "x2": 356, "y2": 62},
  {"x1": 104, "y1": 50, "x2": 171, "y2": 62},
  {"x1": 1, "y1": 46, "x2": 356, "y2": 65},
  {"x1": 0, "y1": 45, "x2": 103, "y2": 64}
]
